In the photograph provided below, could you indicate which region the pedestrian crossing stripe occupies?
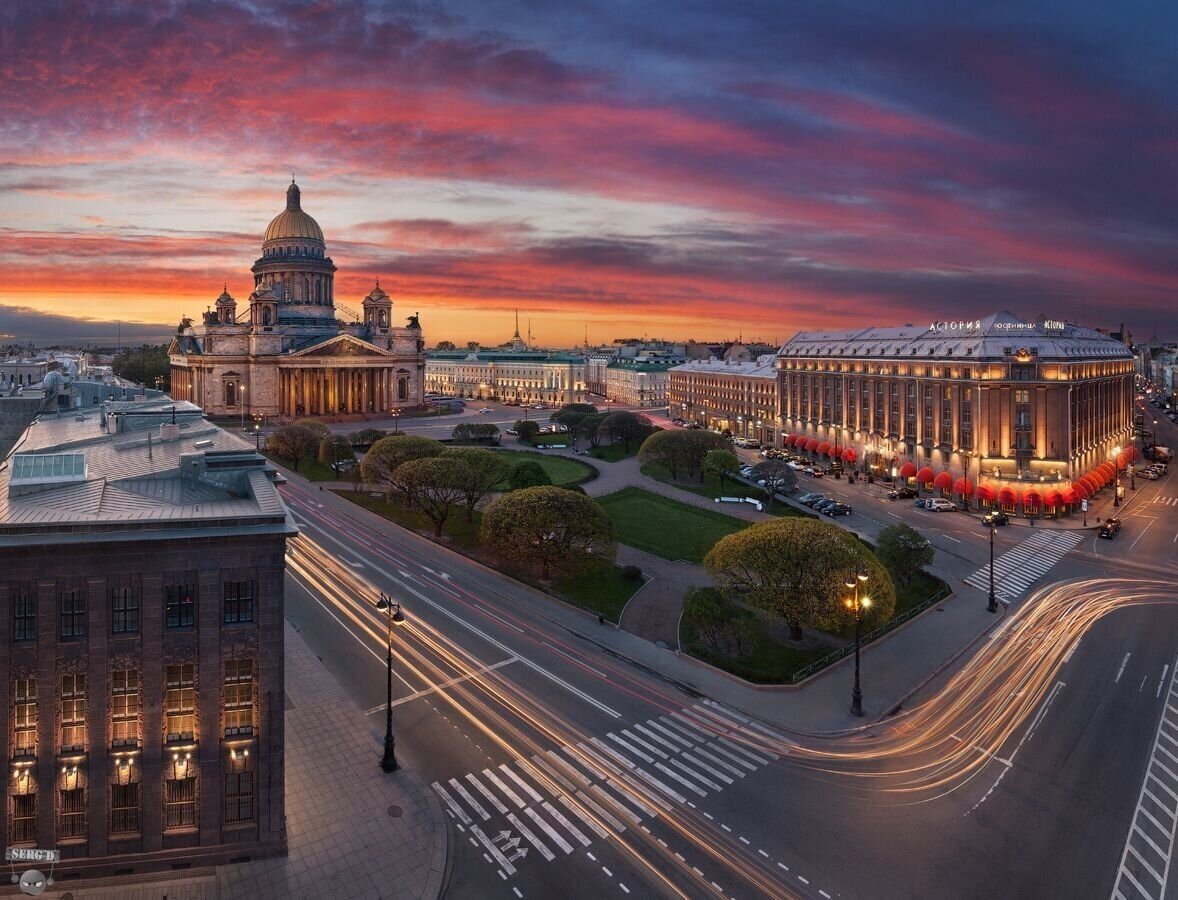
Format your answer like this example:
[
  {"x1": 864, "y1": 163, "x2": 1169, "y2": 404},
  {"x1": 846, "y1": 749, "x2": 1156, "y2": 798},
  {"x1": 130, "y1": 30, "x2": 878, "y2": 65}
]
[
  {"x1": 1151, "y1": 496, "x2": 1178, "y2": 506},
  {"x1": 430, "y1": 701, "x2": 783, "y2": 872},
  {"x1": 964, "y1": 530, "x2": 1083, "y2": 602}
]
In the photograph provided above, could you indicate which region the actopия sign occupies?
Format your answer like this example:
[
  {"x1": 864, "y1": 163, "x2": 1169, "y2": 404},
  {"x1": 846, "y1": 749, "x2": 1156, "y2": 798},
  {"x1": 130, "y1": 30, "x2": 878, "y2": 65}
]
[{"x1": 927, "y1": 321, "x2": 981, "y2": 332}]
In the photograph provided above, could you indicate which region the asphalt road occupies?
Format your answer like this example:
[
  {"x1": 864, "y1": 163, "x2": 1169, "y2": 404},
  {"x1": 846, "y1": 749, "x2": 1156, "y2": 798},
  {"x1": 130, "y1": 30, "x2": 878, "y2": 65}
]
[{"x1": 272, "y1": 412, "x2": 1178, "y2": 900}]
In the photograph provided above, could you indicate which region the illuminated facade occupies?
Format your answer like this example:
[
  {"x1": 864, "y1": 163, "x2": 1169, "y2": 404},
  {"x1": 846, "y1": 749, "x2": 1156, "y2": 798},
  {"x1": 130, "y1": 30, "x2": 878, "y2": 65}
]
[
  {"x1": 170, "y1": 181, "x2": 425, "y2": 419},
  {"x1": 668, "y1": 351, "x2": 777, "y2": 444},
  {"x1": 777, "y1": 312, "x2": 1136, "y2": 515},
  {"x1": 1, "y1": 399, "x2": 295, "y2": 877},
  {"x1": 425, "y1": 351, "x2": 586, "y2": 405}
]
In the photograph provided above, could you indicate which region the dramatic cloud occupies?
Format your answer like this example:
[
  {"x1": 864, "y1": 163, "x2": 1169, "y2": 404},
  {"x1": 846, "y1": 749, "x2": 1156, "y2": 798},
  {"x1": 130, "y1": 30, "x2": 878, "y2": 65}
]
[{"x1": 0, "y1": 0, "x2": 1174, "y2": 344}]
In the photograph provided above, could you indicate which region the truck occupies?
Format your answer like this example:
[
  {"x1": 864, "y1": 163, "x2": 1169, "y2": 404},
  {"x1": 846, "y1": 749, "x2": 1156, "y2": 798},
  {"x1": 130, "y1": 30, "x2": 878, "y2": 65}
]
[{"x1": 1146, "y1": 445, "x2": 1172, "y2": 462}]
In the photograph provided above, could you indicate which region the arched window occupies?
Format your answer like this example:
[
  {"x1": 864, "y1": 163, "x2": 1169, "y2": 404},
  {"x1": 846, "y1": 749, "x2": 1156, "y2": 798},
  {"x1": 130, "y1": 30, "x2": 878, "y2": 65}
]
[
  {"x1": 262, "y1": 307, "x2": 273, "y2": 326},
  {"x1": 225, "y1": 381, "x2": 237, "y2": 407},
  {"x1": 397, "y1": 376, "x2": 409, "y2": 402}
]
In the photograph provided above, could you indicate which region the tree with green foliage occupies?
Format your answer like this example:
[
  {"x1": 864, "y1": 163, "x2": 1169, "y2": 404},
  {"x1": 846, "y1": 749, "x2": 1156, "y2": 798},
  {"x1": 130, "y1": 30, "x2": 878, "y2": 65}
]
[
  {"x1": 451, "y1": 422, "x2": 501, "y2": 444},
  {"x1": 266, "y1": 425, "x2": 318, "y2": 471},
  {"x1": 481, "y1": 486, "x2": 615, "y2": 579},
  {"x1": 638, "y1": 429, "x2": 730, "y2": 480},
  {"x1": 508, "y1": 459, "x2": 552, "y2": 490},
  {"x1": 443, "y1": 447, "x2": 510, "y2": 520},
  {"x1": 550, "y1": 403, "x2": 598, "y2": 434},
  {"x1": 577, "y1": 413, "x2": 607, "y2": 448},
  {"x1": 703, "y1": 449, "x2": 740, "y2": 491},
  {"x1": 704, "y1": 519, "x2": 895, "y2": 640},
  {"x1": 349, "y1": 428, "x2": 387, "y2": 447},
  {"x1": 349, "y1": 462, "x2": 363, "y2": 492},
  {"x1": 514, "y1": 420, "x2": 541, "y2": 444},
  {"x1": 598, "y1": 410, "x2": 652, "y2": 452},
  {"x1": 112, "y1": 344, "x2": 170, "y2": 391},
  {"x1": 875, "y1": 523, "x2": 935, "y2": 586},
  {"x1": 393, "y1": 457, "x2": 470, "y2": 537},
  {"x1": 317, "y1": 434, "x2": 355, "y2": 476},
  {"x1": 360, "y1": 434, "x2": 445, "y2": 497},
  {"x1": 684, "y1": 587, "x2": 758, "y2": 657},
  {"x1": 435, "y1": 340, "x2": 457, "y2": 351},
  {"x1": 294, "y1": 418, "x2": 330, "y2": 443},
  {"x1": 751, "y1": 459, "x2": 798, "y2": 499}
]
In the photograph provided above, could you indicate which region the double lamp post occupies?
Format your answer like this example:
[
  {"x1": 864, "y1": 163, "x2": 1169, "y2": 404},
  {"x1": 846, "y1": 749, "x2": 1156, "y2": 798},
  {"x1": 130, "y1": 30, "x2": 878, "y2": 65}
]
[
  {"x1": 845, "y1": 567, "x2": 870, "y2": 717},
  {"x1": 375, "y1": 591, "x2": 407, "y2": 772}
]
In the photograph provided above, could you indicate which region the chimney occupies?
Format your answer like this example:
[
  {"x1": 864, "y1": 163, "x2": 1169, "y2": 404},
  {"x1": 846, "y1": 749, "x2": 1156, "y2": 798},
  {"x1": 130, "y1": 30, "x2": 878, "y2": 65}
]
[{"x1": 159, "y1": 423, "x2": 181, "y2": 442}]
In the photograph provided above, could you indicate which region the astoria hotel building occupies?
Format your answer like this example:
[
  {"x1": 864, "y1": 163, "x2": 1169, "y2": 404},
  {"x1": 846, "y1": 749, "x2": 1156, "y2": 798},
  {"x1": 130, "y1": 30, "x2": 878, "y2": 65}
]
[{"x1": 777, "y1": 311, "x2": 1135, "y2": 514}]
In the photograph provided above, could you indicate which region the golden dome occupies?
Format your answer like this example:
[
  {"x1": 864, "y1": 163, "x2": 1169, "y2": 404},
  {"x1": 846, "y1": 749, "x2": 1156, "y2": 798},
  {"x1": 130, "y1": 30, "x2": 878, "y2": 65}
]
[{"x1": 263, "y1": 180, "x2": 324, "y2": 243}]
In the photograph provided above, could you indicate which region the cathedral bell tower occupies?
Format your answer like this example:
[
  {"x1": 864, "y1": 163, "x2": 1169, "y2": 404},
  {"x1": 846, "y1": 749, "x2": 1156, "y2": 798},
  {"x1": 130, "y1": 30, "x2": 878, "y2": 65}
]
[{"x1": 362, "y1": 281, "x2": 394, "y2": 350}]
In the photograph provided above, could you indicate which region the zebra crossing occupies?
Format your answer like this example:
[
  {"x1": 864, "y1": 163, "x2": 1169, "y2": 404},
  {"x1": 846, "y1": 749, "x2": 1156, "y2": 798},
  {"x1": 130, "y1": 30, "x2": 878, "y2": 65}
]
[
  {"x1": 431, "y1": 701, "x2": 789, "y2": 877},
  {"x1": 1151, "y1": 495, "x2": 1178, "y2": 507},
  {"x1": 963, "y1": 530, "x2": 1084, "y2": 603}
]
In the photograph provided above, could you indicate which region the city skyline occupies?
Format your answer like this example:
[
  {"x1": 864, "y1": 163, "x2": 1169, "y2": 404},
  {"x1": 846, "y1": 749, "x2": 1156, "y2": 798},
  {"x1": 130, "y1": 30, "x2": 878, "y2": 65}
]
[{"x1": 2, "y1": 1, "x2": 1177, "y2": 346}]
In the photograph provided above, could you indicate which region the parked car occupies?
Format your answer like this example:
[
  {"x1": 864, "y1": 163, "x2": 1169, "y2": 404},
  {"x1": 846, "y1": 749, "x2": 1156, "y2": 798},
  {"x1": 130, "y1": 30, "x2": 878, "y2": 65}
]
[
  {"x1": 787, "y1": 461, "x2": 804, "y2": 470},
  {"x1": 505, "y1": 428, "x2": 519, "y2": 436},
  {"x1": 823, "y1": 502, "x2": 853, "y2": 517},
  {"x1": 478, "y1": 407, "x2": 494, "y2": 413},
  {"x1": 981, "y1": 510, "x2": 1010, "y2": 526},
  {"x1": 812, "y1": 499, "x2": 839, "y2": 513},
  {"x1": 799, "y1": 494, "x2": 828, "y2": 507},
  {"x1": 888, "y1": 486, "x2": 917, "y2": 500},
  {"x1": 671, "y1": 417, "x2": 684, "y2": 425},
  {"x1": 1140, "y1": 469, "x2": 1160, "y2": 480},
  {"x1": 926, "y1": 498, "x2": 957, "y2": 512},
  {"x1": 1098, "y1": 517, "x2": 1122, "y2": 539},
  {"x1": 913, "y1": 497, "x2": 927, "y2": 508}
]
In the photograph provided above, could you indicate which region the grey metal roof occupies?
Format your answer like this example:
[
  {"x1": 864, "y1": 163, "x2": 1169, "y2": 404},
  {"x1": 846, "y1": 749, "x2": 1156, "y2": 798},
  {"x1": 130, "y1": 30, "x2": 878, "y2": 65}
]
[
  {"x1": 0, "y1": 399, "x2": 296, "y2": 544},
  {"x1": 778, "y1": 311, "x2": 1134, "y2": 362},
  {"x1": 670, "y1": 354, "x2": 777, "y2": 378}
]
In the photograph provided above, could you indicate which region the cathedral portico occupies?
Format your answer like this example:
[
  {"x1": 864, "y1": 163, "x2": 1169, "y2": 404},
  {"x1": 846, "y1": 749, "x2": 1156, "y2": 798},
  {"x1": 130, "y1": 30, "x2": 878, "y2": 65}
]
[{"x1": 169, "y1": 181, "x2": 426, "y2": 419}]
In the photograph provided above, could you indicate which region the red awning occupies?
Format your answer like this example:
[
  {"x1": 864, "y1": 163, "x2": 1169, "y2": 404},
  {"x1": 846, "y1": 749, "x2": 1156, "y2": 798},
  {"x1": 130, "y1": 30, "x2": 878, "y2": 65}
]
[
  {"x1": 1126, "y1": 446, "x2": 1139, "y2": 462},
  {"x1": 953, "y1": 477, "x2": 973, "y2": 496},
  {"x1": 1081, "y1": 475, "x2": 1101, "y2": 494},
  {"x1": 1097, "y1": 461, "x2": 1116, "y2": 479},
  {"x1": 898, "y1": 462, "x2": 917, "y2": 478},
  {"x1": 816, "y1": 441, "x2": 831, "y2": 455},
  {"x1": 842, "y1": 448, "x2": 857, "y2": 463},
  {"x1": 784, "y1": 435, "x2": 797, "y2": 446},
  {"x1": 805, "y1": 438, "x2": 820, "y2": 452},
  {"x1": 998, "y1": 486, "x2": 1017, "y2": 503},
  {"x1": 1023, "y1": 489, "x2": 1042, "y2": 507},
  {"x1": 1116, "y1": 449, "x2": 1131, "y2": 469},
  {"x1": 828, "y1": 444, "x2": 842, "y2": 459},
  {"x1": 915, "y1": 466, "x2": 935, "y2": 483},
  {"x1": 933, "y1": 471, "x2": 953, "y2": 490},
  {"x1": 1071, "y1": 481, "x2": 1090, "y2": 499},
  {"x1": 975, "y1": 484, "x2": 996, "y2": 501},
  {"x1": 1061, "y1": 487, "x2": 1079, "y2": 504},
  {"x1": 1044, "y1": 489, "x2": 1063, "y2": 506}
]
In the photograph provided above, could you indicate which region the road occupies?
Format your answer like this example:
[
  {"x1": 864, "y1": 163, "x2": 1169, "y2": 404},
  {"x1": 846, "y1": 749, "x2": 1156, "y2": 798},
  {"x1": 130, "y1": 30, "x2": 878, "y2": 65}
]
[{"x1": 259, "y1": 395, "x2": 1178, "y2": 899}]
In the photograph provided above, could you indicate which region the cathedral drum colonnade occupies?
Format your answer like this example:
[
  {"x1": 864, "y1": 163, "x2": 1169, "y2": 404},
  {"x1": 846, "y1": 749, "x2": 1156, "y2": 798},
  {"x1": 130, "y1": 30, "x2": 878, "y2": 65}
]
[{"x1": 169, "y1": 180, "x2": 425, "y2": 418}]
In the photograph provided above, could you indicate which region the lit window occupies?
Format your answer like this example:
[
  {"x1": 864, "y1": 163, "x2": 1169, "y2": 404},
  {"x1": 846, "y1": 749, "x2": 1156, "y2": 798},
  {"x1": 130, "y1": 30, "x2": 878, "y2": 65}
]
[
  {"x1": 165, "y1": 664, "x2": 196, "y2": 742},
  {"x1": 60, "y1": 674, "x2": 86, "y2": 752},
  {"x1": 111, "y1": 670, "x2": 140, "y2": 747},
  {"x1": 224, "y1": 660, "x2": 254, "y2": 737}
]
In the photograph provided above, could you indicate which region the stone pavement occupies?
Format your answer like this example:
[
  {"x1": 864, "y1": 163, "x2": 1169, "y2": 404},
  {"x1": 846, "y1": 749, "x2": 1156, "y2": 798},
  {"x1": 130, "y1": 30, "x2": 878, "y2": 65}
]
[
  {"x1": 34, "y1": 622, "x2": 448, "y2": 900},
  {"x1": 615, "y1": 545, "x2": 713, "y2": 648}
]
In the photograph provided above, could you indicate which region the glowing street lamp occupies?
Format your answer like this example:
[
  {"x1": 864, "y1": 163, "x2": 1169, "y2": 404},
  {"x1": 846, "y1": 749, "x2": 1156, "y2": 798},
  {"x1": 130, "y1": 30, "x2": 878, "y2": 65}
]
[
  {"x1": 375, "y1": 592, "x2": 407, "y2": 772},
  {"x1": 1112, "y1": 445, "x2": 1122, "y2": 508},
  {"x1": 845, "y1": 567, "x2": 871, "y2": 717}
]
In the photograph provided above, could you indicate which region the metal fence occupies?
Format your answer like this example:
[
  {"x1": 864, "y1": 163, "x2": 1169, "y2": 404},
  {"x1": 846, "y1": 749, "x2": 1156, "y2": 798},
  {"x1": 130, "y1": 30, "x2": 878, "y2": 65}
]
[{"x1": 789, "y1": 582, "x2": 953, "y2": 684}]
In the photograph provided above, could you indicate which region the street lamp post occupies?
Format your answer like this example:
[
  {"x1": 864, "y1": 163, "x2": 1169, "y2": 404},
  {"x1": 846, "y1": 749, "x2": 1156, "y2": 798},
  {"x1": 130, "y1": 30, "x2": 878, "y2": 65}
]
[
  {"x1": 391, "y1": 408, "x2": 402, "y2": 434},
  {"x1": 987, "y1": 526, "x2": 998, "y2": 613},
  {"x1": 1113, "y1": 445, "x2": 1122, "y2": 508},
  {"x1": 845, "y1": 567, "x2": 870, "y2": 717},
  {"x1": 239, "y1": 384, "x2": 246, "y2": 431},
  {"x1": 375, "y1": 592, "x2": 406, "y2": 772}
]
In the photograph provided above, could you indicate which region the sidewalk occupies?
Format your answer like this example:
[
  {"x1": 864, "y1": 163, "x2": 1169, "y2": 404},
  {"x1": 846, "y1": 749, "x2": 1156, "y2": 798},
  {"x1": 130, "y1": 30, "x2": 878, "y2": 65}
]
[{"x1": 38, "y1": 623, "x2": 448, "y2": 900}]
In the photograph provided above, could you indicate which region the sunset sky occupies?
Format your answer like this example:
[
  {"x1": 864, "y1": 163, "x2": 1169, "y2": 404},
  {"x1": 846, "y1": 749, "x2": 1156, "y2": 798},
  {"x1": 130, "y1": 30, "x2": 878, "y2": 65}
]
[{"x1": 1, "y1": 1, "x2": 1176, "y2": 346}]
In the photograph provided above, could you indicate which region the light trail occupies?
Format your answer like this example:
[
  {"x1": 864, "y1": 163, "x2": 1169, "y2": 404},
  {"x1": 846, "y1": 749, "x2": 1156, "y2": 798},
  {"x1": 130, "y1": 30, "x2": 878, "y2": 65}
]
[{"x1": 287, "y1": 533, "x2": 802, "y2": 899}]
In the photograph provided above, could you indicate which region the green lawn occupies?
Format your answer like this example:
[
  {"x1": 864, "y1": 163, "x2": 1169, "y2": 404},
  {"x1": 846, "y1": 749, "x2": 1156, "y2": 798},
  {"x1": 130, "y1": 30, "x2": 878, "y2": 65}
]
[
  {"x1": 491, "y1": 450, "x2": 596, "y2": 487},
  {"x1": 596, "y1": 487, "x2": 747, "y2": 563},
  {"x1": 263, "y1": 451, "x2": 341, "y2": 482},
  {"x1": 640, "y1": 464, "x2": 813, "y2": 518},
  {"x1": 555, "y1": 565, "x2": 646, "y2": 623},
  {"x1": 334, "y1": 490, "x2": 483, "y2": 549},
  {"x1": 587, "y1": 442, "x2": 638, "y2": 463}
]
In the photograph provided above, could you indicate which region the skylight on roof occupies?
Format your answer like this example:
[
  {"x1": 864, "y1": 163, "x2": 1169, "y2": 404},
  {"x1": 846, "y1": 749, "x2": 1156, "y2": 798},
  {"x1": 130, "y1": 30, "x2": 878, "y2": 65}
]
[{"x1": 10, "y1": 452, "x2": 87, "y2": 485}]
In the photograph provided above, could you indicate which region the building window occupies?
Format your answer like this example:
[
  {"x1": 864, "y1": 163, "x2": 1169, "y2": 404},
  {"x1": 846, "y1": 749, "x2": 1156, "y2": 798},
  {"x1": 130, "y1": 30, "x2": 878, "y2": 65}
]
[
  {"x1": 224, "y1": 660, "x2": 254, "y2": 737},
  {"x1": 111, "y1": 587, "x2": 140, "y2": 634},
  {"x1": 225, "y1": 769, "x2": 255, "y2": 824},
  {"x1": 111, "y1": 670, "x2": 140, "y2": 747},
  {"x1": 13, "y1": 677, "x2": 36, "y2": 755},
  {"x1": 164, "y1": 664, "x2": 195, "y2": 742},
  {"x1": 13, "y1": 586, "x2": 36, "y2": 642},
  {"x1": 164, "y1": 776, "x2": 197, "y2": 830},
  {"x1": 59, "y1": 590, "x2": 86, "y2": 639},
  {"x1": 60, "y1": 674, "x2": 86, "y2": 752},
  {"x1": 223, "y1": 581, "x2": 255, "y2": 624},
  {"x1": 59, "y1": 786, "x2": 86, "y2": 839},
  {"x1": 165, "y1": 583, "x2": 196, "y2": 629},
  {"x1": 111, "y1": 783, "x2": 140, "y2": 835},
  {"x1": 11, "y1": 793, "x2": 36, "y2": 843}
]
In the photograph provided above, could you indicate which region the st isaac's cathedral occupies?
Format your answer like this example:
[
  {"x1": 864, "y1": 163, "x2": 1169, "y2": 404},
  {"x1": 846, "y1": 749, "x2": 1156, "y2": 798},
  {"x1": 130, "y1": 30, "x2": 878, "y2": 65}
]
[{"x1": 169, "y1": 180, "x2": 425, "y2": 418}]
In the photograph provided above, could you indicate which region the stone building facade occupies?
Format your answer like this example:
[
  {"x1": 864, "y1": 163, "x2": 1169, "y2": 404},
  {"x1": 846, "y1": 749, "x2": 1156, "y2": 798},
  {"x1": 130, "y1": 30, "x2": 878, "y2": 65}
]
[
  {"x1": 777, "y1": 311, "x2": 1136, "y2": 516},
  {"x1": 170, "y1": 181, "x2": 425, "y2": 419},
  {"x1": 425, "y1": 351, "x2": 586, "y2": 406},
  {"x1": 668, "y1": 348, "x2": 777, "y2": 444},
  {"x1": 1, "y1": 399, "x2": 296, "y2": 878}
]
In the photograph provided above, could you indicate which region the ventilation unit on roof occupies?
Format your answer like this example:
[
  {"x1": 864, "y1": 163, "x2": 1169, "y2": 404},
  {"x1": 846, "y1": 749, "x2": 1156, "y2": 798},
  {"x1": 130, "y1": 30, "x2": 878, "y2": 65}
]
[{"x1": 193, "y1": 439, "x2": 214, "y2": 449}]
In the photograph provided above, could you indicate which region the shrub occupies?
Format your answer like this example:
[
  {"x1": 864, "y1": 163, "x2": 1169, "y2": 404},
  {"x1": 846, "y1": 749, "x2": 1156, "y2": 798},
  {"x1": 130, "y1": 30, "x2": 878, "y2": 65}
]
[
  {"x1": 621, "y1": 565, "x2": 643, "y2": 582},
  {"x1": 508, "y1": 459, "x2": 552, "y2": 490}
]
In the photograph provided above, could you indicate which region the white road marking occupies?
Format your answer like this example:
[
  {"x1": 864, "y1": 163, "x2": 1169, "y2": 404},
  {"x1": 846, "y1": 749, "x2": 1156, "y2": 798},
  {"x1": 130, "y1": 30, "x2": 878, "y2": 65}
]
[
  {"x1": 482, "y1": 768, "x2": 526, "y2": 809},
  {"x1": 1160, "y1": 665, "x2": 1171, "y2": 699},
  {"x1": 506, "y1": 811, "x2": 555, "y2": 862},
  {"x1": 575, "y1": 789, "x2": 627, "y2": 833},
  {"x1": 524, "y1": 806, "x2": 574, "y2": 854},
  {"x1": 467, "y1": 773, "x2": 509, "y2": 815},
  {"x1": 432, "y1": 781, "x2": 472, "y2": 825},
  {"x1": 542, "y1": 640, "x2": 607, "y2": 677},
  {"x1": 471, "y1": 823, "x2": 516, "y2": 876},
  {"x1": 542, "y1": 800, "x2": 592, "y2": 847},
  {"x1": 1117, "y1": 653, "x2": 1132, "y2": 684},
  {"x1": 501, "y1": 763, "x2": 544, "y2": 803},
  {"x1": 449, "y1": 777, "x2": 490, "y2": 821}
]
